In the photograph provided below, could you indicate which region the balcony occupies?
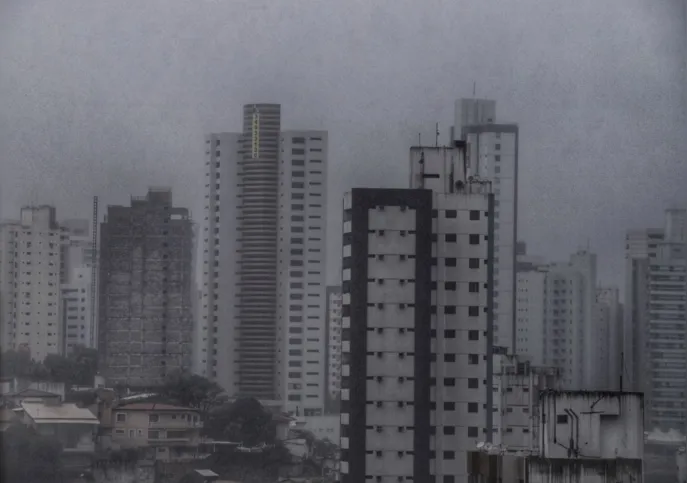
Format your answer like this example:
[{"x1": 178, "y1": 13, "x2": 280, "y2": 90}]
[{"x1": 149, "y1": 420, "x2": 202, "y2": 429}]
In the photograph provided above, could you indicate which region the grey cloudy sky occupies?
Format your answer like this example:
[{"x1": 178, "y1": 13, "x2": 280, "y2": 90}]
[{"x1": 1, "y1": 0, "x2": 685, "y2": 286}]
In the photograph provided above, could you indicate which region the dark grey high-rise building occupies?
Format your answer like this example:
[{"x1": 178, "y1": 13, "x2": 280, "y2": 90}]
[{"x1": 98, "y1": 188, "x2": 193, "y2": 388}]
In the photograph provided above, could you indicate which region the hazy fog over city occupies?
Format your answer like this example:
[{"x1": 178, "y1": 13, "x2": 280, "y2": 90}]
[
  {"x1": 1, "y1": 1, "x2": 686, "y2": 483},
  {"x1": 1, "y1": 0, "x2": 685, "y2": 284}
]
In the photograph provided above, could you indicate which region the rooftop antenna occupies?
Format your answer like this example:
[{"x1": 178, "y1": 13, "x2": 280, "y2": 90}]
[
  {"x1": 435, "y1": 123, "x2": 440, "y2": 147},
  {"x1": 473, "y1": 81, "x2": 477, "y2": 99}
]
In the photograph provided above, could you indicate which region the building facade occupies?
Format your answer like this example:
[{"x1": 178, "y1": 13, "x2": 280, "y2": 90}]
[
  {"x1": 325, "y1": 286, "x2": 343, "y2": 408},
  {"x1": 340, "y1": 181, "x2": 494, "y2": 483},
  {"x1": 60, "y1": 219, "x2": 97, "y2": 353},
  {"x1": 198, "y1": 105, "x2": 328, "y2": 413},
  {"x1": 0, "y1": 206, "x2": 63, "y2": 360},
  {"x1": 625, "y1": 208, "x2": 687, "y2": 433},
  {"x1": 451, "y1": 99, "x2": 519, "y2": 354},
  {"x1": 98, "y1": 189, "x2": 194, "y2": 388},
  {"x1": 542, "y1": 250, "x2": 597, "y2": 390},
  {"x1": 514, "y1": 254, "x2": 547, "y2": 366},
  {"x1": 276, "y1": 130, "x2": 328, "y2": 415},
  {"x1": 594, "y1": 287, "x2": 622, "y2": 391}
]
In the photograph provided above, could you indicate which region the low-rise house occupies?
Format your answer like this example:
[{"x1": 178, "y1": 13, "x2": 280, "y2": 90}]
[
  {"x1": 0, "y1": 378, "x2": 66, "y2": 399},
  {"x1": 16, "y1": 400, "x2": 100, "y2": 472},
  {"x1": 2, "y1": 387, "x2": 62, "y2": 408},
  {"x1": 108, "y1": 402, "x2": 202, "y2": 461}
]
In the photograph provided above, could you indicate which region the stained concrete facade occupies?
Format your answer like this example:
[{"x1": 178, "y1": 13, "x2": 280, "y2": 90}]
[{"x1": 98, "y1": 189, "x2": 193, "y2": 388}]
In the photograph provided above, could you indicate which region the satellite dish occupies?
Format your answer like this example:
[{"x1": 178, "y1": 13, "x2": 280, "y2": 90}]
[{"x1": 476, "y1": 442, "x2": 485, "y2": 449}]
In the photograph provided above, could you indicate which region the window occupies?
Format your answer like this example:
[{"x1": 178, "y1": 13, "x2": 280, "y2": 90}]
[
  {"x1": 444, "y1": 476, "x2": 456, "y2": 483},
  {"x1": 292, "y1": 137, "x2": 305, "y2": 144},
  {"x1": 149, "y1": 414, "x2": 159, "y2": 423},
  {"x1": 444, "y1": 353, "x2": 456, "y2": 362},
  {"x1": 444, "y1": 330, "x2": 456, "y2": 338},
  {"x1": 445, "y1": 281, "x2": 457, "y2": 291},
  {"x1": 557, "y1": 414, "x2": 568, "y2": 424},
  {"x1": 445, "y1": 210, "x2": 457, "y2": 219},
  {"x1": 468, "y1": 330, "x2": 479, "y2": 341},
  {"x1": 469, "y1": 282, "x2": 479, "y2": 293},
  {"x1": 469, "y1": 210, "x2": 480, "y2": 220},
  {"x1": 443, "y1": 426, "x2": 455, "y2": 435},
  {"x1": 469, "y1": 234, "x2": 480, "y2": 245},
  {"x1": 468, "y1": 354, "x2": 479, "y2": 365},
  {"x1": 468, "y1": 426, "x2": 479, "y2": 437},
  {"x1": 468, "y1": 306, "x2": 479, "y2": 317},
  {"x1": 444, "y1": 306, "x2": 456, "y2": 315},
  {"x1": 444, "y1": 402, "x2": 455, "y2": 411},
  {"x1": 445, "y1": 258, "x2": 457, "y2": 267},
  {"x1": 443, "y1": 451, "x2": 455, "y2": 460},
  {"x1": 445, "y1": 233, "x2": 457, "y2": 242},
  {"x1": 468, "y1": 378, "x2": 479, "y2": 388},
  {"x1": 444, "y1": 378, "x2": 456, "y2": 386},
  {"x1": 116, "y1": 413, "x2": 126, "y2": 422},
  {"x1": 469, "y1": 258, "x2": 480, "y2": 269},
  {"x1": 468, "y1": 402, "x2": 478, "y2": 413}
]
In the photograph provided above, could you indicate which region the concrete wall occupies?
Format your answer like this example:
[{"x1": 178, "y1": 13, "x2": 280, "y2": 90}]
[
  {"x1": 539, "y1": 392, "x2": 643, "y2": 460},
  {"x1": 528, "y1": 458, "x2": 643, "y2": 483}
]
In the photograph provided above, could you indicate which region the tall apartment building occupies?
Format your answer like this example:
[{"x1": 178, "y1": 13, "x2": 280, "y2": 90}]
[
  {"x1": 324, "y1": 286, "x2": 343, "y2": 409},
  {"x1": 99, "y1": 189, "x2": 193, "y2": 388},
  {"x1": 625, "y1": 208, "x2": 687, "y2": 432},
  {"x1": 514, "y1": 248, "x2": 547, "y2": 366},
  {"x1": 594, "y1": 287, "x2": 623, "y2": 391},
  {"x1": 60, "y1": 219, "x2": 97, "y2": 353},
  {"x1": 453, "y1": 98, "x2": 519, "y2": 353},
  {"x1": 276, "y1": 130, "x2": 328, "y2": 415},
  {"x1": 0, "y1": 206, "x2": 63, "y2": 360},
  {"x1": 542, "y1": 250, "x2": 597, "y2": 390},
  {"x1": 198, "y1": 105, "x2": 328, "y2": 413},
  {"x1": 341, "y1": 139, "x2": 495, "y2": 482}
]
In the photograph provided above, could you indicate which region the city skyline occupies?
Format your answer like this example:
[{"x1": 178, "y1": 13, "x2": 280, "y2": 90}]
[{"x1": 2, "y1": 0, "x2": 685, "y2": 290}]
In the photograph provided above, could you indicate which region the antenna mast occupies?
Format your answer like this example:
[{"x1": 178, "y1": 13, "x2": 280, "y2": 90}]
[
  {"x1": 90, "y1": 196, "x2": 98, "y2": 349},
  {"x1": 435, "y1": 123, "x2": 440, "y2": 147}
]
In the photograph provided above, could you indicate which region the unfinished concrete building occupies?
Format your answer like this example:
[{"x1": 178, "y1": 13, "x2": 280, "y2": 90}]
[{"x1": 98, "y1": 189, "x2": 194, "y2": 388}]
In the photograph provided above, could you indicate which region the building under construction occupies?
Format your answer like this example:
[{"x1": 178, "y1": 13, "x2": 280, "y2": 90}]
[{"x1": 98, "y1": 188, "x2": 194, "y2": 388}]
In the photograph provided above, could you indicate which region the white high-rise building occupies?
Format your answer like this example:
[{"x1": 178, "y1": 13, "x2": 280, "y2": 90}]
[
  {"x1": 625, "y1": 208, "x2": 687, "y2": 433},
  {"x1": 0, "y1": 206, "x2": 63, "y2": 360},
  {"x1": 453, "y1": 98, "x2": 519, "y2": 353},
  {"x1": 340, "y1": 141, "x2": 495, "y2": 483},
  {"x1": 198, "y1": 105, "x2": 328, "y2": 414},
  {"x1": 515, "y1": 255, "x2": 547, "y2": 366},
  {"x1": 277, "y1": 130, "x2": 328, "y2": 416},
  {"x1": 60, "y1": 219, "x2": 97, "y2": 353},
  {"x1": 542, "y1": 250, "x2": 597, "y2": 390}
]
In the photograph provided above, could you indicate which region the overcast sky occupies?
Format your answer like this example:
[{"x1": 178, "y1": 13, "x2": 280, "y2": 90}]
[{"x1": 1, "y1": 0, "x2": 685, "y2": 286}]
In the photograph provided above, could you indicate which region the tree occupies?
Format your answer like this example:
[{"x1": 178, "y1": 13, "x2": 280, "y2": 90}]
[
  {"x1": 69, "y1": 345, "x2": 99, "y2": 386},
  {"x1": 0, "y1": 423, "x2": 63, "y2": 483},
  {"x1": 203, "y1": 397, "x2": 276, "y2": 446},
  {"x1": 1, "y1": 346, "x2": 98, "y2": 387},
  {"x1": 160, "y1": 371, "x2": 227, "y2": 420}
]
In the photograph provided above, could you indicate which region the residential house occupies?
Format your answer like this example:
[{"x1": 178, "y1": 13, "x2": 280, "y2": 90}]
[
  {"x1": 16, "y1": 400, "x2": 100, "y2": 472},
  {"x1": 109, "y1": 402, "x2": 202, "y2": 461},
  {"x1": 2, "y1": 388, "x2": 62, "y2": 408}
]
